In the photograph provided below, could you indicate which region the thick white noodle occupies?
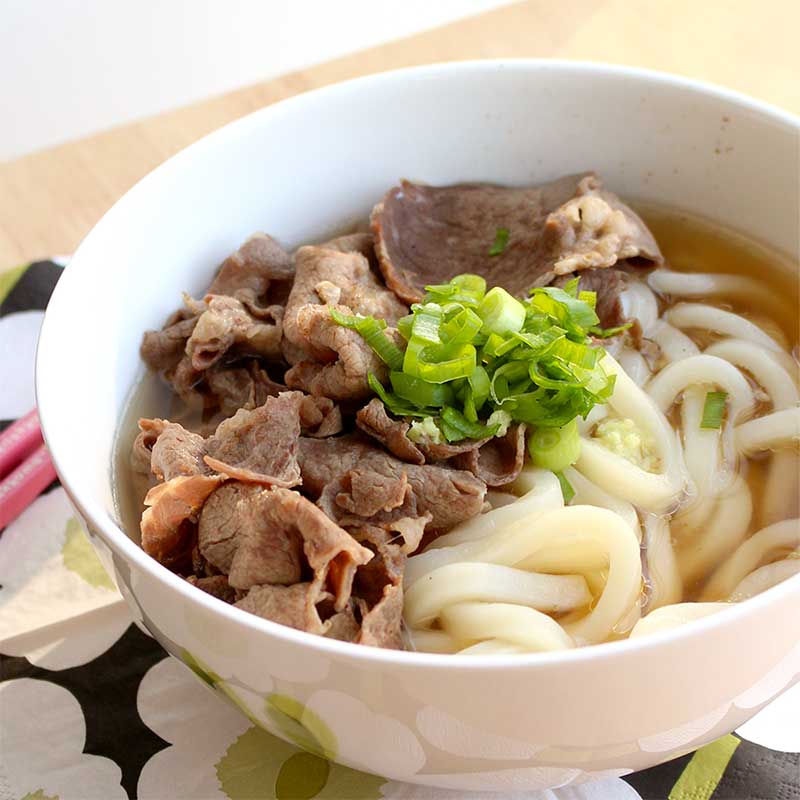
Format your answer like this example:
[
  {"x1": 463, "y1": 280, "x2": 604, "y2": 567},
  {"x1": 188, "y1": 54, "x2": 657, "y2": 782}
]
[
  {"x1": 642, "y1": 514, "x2": 682, "y2": 612},
  {"x1": 485, "y1": 490, "x2": 520, "y2": 510},
  {"x1": 647, "y1": 354, "x2": 755, "y2": 493},
  {"x1": 704, "y1": 339, "x2": 799, "y2": 408},
  {"x1": 406, "y1": 628, "x2": 459, "y2": 654},
  {"x1": 563, "y1": 466, "x2": 640, "y2": 537},
  {"x1": 403, "y1": 563, "x2": 591, "y2": 628},
  {"x1": 576, "y1": 354, "x2": 685, "y2": 512},
  {"x1": 649, "y1": 319, "x2": 700, "y2": 363},
  {"x1": 647, "y1": 354, "x2": 756, "y2": 421},
  {"x1": 406, "y1": 505, "x2": 642, "y2": 646},
  {"x1": 457, "y1": 639, "x2": 527, "y2": 655},
  {"x1": 440, "y1": 602, "x2": 575, "y2": 652},
  {"x1": 426, "y1": 469, "x2": 563, "y2": 553},
  {"x1": 727, "y1": 554, "x2": 800, "y2": 601},
  {"x1": 705, "y1": 338, "x2": 800, "y2": 525},
  {"x1": 620, "y1": 281, "x2": 659, "y2": 333},
  {"x1": 735, "y1": 407, "x2": 800, "y2": 453},
  {"x1": 664, "y1": 303, "x2": 785, "y2": 352},
  {"x1": 676, "y1": 476, "x2": 753, "y2": 587},
  {"x1": 679, "y1": 385, "x2": 726, "y2": 504},
  {"x1": 648, "y1": 270, "x2": 791, "y2": 319},
  {"x1": 617, "y1": 347, "x2": 652, "y2": 387},
  {"x1": 701, "y1": 518, "x2": 800, "y2": 600},
  {"x1": 629, "y1": 602, "x2": 730, "y2": 638}
]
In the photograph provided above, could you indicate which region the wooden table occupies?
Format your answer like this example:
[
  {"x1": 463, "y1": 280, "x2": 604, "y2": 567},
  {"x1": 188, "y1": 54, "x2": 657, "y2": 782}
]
[{"x1": 1, "y1": 0, "x2": 798, "y2": 266}]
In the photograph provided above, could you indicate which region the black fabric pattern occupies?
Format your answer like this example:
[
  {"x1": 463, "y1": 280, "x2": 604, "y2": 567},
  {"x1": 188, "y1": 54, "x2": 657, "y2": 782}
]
[
  {"x1": 0, "y1": 259, "x2": 63, "y2": 317},
  {"x1": 0, "y1": 625, "x2": 170, "y2": 799},
  {"x1": 626, "y1": 752, "x2": 695, "y2": 799}
]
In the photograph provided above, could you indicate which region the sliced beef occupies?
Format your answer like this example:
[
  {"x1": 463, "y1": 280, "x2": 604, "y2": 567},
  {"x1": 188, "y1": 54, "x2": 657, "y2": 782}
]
[
  {"x1": 205, "y1": 361, "x2": 286, "y2": 417},
  {"x1": 283, "y1": 239, "x2": 406, "y2": 362},
  {"x1": 254, "y1": 488, "x2": 373, "y2": 608},
  {"x1": 186, "y1": 295, "x2": 283, "y2": 370},
  {"x1": 140, "y1": 475, "x2": 223, "y2": 566},
  {"x1": 453, "y1": 423, "x2": 528, "y2": 487},
  {"x1": 140, "y1": 311, "x2": 199, "y2": 372},
  {"x1": 320, "y1": 232, "x2": 378, "y2": 265},
  {"x1": 298, "y1": 434, "x2": 486, "y2": 533},
  {"x1": 297, "y1": 435, "x2": 374, "y2": 496},
  {"x1": 284, "y1": 305, "x2": 400, "y2": 400},
  {"x1": 358, "y1": 584, "x2": 404, "y2": 649},
  {"x1": 227, "y1": 490, "x2": 305, "y2": 590},
  {"x1": 207, "y1": 233, "x2": 294, "y2": 313},
  {"x1": 371, "y1": 173, "x2": 663, "y2": 303},
  {"x1": 185, "y1": 574, "x2": 236, "y2": 603},
  {"x1": 356, "y1": 399, "x2": 425, "y2": 465},
  {"x1": 204, "y1": 392, "x2": 303, "y2": 486},
  {"x1": 131, "y1": 418, "x2": 165, "y2": 475},
  {"x1": 145, "y1": 419, "x2": 208, "y2": 481},
  {"x1": 234, "y1": 583, "x2": 328, "y2": 633},
  {"x1": 198, "y1": 482, "x2": 263, "y2": 573},
  {"x1": 299, "y1": 395, "x2": 343, "y2": 438}
]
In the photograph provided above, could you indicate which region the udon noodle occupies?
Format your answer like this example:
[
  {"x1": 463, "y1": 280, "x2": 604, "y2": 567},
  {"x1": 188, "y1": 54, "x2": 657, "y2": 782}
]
[{"x1": 405, "y1": 275, "x2": 800, "y2": 655}]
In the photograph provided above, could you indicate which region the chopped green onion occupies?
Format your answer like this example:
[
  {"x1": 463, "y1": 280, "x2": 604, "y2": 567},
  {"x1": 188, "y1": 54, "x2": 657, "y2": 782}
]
[
  {"x1": 330, "y1": 308, "x2": 404, "y2": 370},
  {"x1": 700, "y1": 391, "x2": 728, "y2": 429},
  {"x1": 488, "y1": 227, "x2": 510, "y2": 256},
  {"x1": 589, "y1": 321, "x2": 634, "y2": 339},
  {"x1": 440, "y1": 406, "x2": 499, "y2": 441},
  {"x1": 555, "y1": 471, "x2": 575, "y2": 503},
  {"x1": 355, "y1": 318, "x2": 404, "y2": 370},
  {"x1": 403, "y1": 340, "x2": 477, "y2": 384},
  {"x1": 530, "y1": 286, "x2": 599, "y2": 337},
  {"x1": 528, "y1": 419, "x2": 581, "y2": 472},
  {"x1": 478, "y1": 287, "x2": 526, "y2": 336},
  {"x1": 578, "y1": 290, "x2": 597, "y2": 309},
  {"x1": 441, "y1": 307, "x2": 483, "y2": 344},
  {"x1": 390, "y1": 371, "x2": 454, "y2": 407},
  {"x1": 468, "y1": 366, "x2": 491, "y2": 410},
  {"x1": 396, "y1": 314, "x2": 414, "y2": 340},
  {"x1": 410, "y1": 303, "x2": 443, "y2": 344}
]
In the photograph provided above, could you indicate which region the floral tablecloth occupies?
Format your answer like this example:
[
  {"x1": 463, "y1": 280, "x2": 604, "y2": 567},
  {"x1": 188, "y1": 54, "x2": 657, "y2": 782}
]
[{"x1": 0, "y1": 260, "x2": 798, "y2": 800}]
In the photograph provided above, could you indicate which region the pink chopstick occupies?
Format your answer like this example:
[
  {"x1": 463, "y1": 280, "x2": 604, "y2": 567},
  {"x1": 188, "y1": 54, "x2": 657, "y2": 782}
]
[
  {"x1": 0, "y1": 408, "x2": 43, "y2": 477},
  {"x1": 0, "y1": 443, "x2": 57, "y2": 530},
  {"x1": 0, "y1": 408, "x2": 58, "y2": 531}
]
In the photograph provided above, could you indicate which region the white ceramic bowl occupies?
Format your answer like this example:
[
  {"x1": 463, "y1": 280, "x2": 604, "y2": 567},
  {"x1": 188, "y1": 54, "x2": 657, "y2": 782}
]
[{"x1": 37, "y1": 61, "x2": 800, "y2": 791}]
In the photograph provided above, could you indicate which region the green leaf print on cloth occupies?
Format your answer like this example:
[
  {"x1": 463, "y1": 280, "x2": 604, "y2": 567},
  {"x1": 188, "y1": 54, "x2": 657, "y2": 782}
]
[
  {"x1": 216, "y1": 726, "x2": 384, "y2": 800},
  {"x1": 20, "y1": 791, "x2": 59, "y2": 800},
  {"x1": 61, "y1": 518, "x2": 115, "y2": 591}
]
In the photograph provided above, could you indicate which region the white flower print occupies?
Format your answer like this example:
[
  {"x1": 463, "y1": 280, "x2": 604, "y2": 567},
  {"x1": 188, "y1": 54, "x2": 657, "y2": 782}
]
[{"x1": 0, "y1": 678, "x2": 127, "y2": 800}]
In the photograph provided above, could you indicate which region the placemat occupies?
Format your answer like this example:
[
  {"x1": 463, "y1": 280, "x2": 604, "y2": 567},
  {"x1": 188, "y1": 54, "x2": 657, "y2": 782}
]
[{"x1": 1, "y1": 260, "x2": 797, "y2": 800}]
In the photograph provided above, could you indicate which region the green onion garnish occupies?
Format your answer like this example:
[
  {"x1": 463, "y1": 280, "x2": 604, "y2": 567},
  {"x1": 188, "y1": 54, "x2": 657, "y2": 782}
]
[
  {"x1": 700, "y1": 391, "x2": 728, "y2": 429},
  {"x1": 478, "y1": 287, "x2": 526, "y2": 336},
  {"x1": 555, "y1": 471, "x2": 576, "y2": 503},
  {"x1": 589, "y1": 321, "x2": 635, "y2": 339},
  {"x1": 334, "y1": 273, "x2": 616, "y2": 442},
  {"x1": 528, "y1": 419, "x2": 581, "y2": 472},
  {"x1": 488, "y1": 227, "x2": 509, "y2": 256}
]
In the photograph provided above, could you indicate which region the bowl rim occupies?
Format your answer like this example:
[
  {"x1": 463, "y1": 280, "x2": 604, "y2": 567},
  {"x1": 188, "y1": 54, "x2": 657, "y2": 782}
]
[{"x1": 36, "y1": 57, "x2": 800, "y2": 671}]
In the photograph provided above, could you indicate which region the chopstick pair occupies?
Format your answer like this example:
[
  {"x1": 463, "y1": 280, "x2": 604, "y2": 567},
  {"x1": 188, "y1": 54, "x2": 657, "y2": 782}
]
[{"x1": 0, "y1": 408, "x2": 57, "y2": 531}]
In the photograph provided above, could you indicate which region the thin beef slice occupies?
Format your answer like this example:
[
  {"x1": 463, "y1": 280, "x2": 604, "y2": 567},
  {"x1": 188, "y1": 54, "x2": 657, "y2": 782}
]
[
  {"x1": 140, "y1": 475, "x2": 224, "y2": 566},
  {"x1": 371, "y1": 173, "x2": 663, "y2": 303},
  {"x1": 204, "y1": 391, "x2": 304, "y2": 486},
  {"x1": 284, "y1": 305, "x2": 402, "y2": 400},
  {"x1": 283, "y1": 236, "x2": 406, "y2": 363}
]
